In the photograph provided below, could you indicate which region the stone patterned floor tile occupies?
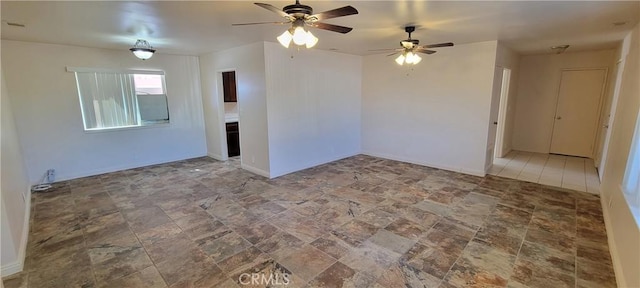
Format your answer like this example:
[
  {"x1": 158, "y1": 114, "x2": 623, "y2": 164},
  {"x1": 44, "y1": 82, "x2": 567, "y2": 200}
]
[
  {"x1": 279, "y1": 244, "x2": 336, "y2": 282},
  {"x1": 3, "y1": 155, "x2": 617, "y2": 288}
]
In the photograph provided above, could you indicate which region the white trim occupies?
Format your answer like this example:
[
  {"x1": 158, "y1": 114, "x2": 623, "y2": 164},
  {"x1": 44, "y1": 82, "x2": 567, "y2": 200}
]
[
  {"x1": 207, "y1": 152, "x2": 224, "y2": 161},
  {"x1": 0, "y1": 186, "x2": 31, "y2": 277},
  {"x1": 600, "y1": 194, "x2": 628, "y2": 288},
  {"x1": 362, "y1": 150, "x2": 486, "y2": 177},
  {"x1": 268, "y1": 152, "x2": 360, "y2": 179},
  {"x1": 66, "y1": 67, "x2": 165, "y2": 75},
  {"x1": 1, "y1": 262, "x2": 22, "y2": 277},
  {"x1": 241, "y1": 164, "x2": 270, "y2": 178},
  {"x1": 35, "y1": 153, "x2": 207, "y2": 185}
]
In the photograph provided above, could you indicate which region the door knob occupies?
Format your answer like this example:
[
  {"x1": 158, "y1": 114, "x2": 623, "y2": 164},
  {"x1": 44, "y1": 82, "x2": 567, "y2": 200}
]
[
  {"x1": 493, "y1": 121, "x2": 498, "y2": 125},
  {"x1": 556, "y1": 116, "x2": 562, "y2": 120},
  {"x1": 603, "y1": 124, "x2": 609, "y2": 128}
]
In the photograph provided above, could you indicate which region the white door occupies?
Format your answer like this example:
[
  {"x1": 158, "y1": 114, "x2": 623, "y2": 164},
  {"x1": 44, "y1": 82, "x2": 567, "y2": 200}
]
[
  {"x1": 550, "y1": 69, "x2": 607, "y2": 157},
  {"x1": 485, "y1": 66, "x2": 504, "y2": 171}
]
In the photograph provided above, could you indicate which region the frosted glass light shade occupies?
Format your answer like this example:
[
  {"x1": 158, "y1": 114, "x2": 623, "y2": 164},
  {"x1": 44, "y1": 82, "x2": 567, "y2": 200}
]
[
  {"x1": 305, "y1": 31, "x2": 318, "y2": 48},
  {"x1": 292, "y1": 27, "x2": 307, "y2": 45},
  {"x1": 395, "y1": 54, "x2": 405, "y2": 65},
  {"x1": 132, "y1": 50, "x2": 154, "y2": 60},
  {"x1": 277, "y1": 30, "x2": 293, "y2": 48},
  {"x1": 412, "y1": 54, "x2": 422, "y2": 64}
]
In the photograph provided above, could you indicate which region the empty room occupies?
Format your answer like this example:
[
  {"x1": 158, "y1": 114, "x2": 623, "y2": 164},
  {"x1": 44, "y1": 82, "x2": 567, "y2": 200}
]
[{"x1": 1, "y1": 1, "x2": 639, "y2": 288}]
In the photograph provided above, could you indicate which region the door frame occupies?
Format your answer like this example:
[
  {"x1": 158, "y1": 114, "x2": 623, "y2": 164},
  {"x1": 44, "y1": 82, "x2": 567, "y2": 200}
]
[
  {"x1": 597, "y1": 59, "x2": 625, "y2": 179},
  {"x1": 548, "y1": 67, "x2": 609, "y2": 157},
  {"x1": 495, "y1": 68, "x2": 512, "y2": 158}
]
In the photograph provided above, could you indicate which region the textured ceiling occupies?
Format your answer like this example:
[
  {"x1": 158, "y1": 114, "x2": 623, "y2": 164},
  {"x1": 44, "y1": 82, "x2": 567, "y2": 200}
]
[{"x1": 2, "y1": 1, "x2": 639, "y2": 56}]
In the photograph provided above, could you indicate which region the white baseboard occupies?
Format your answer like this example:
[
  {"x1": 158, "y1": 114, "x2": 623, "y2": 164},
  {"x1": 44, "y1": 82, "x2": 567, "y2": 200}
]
[
  {"x1": 207, "y1": 152, "x2": 225, "y2": 161},
  {"x1": 37, "y1": 153, "x2": 208, "y2": 184},
  {"x1": 600, "y1": 194, "x2": 627, "y2": 288},
  {"x1": 1, "y1": 261, "x2": 22, "y2": 277},
  {"x1": 241, "y1": 164, "x2": 270, "y2": 178},
  {"x1": 1, "y1": 186, "x2": 31, "y2": 277},
  {"x1": 268, "y1": 152, "x2": 360, "y2": 179},
  {"x1": 362, "y1": 150, "x2": 486, "y2": 177}
]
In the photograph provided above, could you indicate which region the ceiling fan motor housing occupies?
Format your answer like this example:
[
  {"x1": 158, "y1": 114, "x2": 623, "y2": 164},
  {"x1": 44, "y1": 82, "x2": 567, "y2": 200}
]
[
  {"x1": 401, "y1": 39, "x2": 420, "y2": 46},
  {"x1": 283, "y1": 3, "x2": 313, "y2": 17}
]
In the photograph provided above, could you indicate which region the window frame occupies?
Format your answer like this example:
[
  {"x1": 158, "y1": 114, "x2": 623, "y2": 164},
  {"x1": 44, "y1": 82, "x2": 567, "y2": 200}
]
[
  {"x1": 67, "y1": 67, "x2": 169, "y2": 132},
  {"x1": 622, "y1": 110, "x2": 640, "y2": 208}
]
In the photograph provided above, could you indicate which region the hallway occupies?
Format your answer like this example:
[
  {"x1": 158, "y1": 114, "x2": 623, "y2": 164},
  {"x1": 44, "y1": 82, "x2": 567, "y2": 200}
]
[{"x1": 489, "y1": 150, "x2": 600, "y2": 194}]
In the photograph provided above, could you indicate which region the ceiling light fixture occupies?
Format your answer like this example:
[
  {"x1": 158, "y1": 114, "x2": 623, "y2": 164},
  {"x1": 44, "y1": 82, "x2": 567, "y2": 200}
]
[
  {"x1": 395, "y1": 51, "x2": 422, "y2": 65},
  {"x1": 129, "y1": 39, "x2": 156, "y2": 60},
  {"x1": 277, "y1": 20, "x2": 318, "y2": 49}
]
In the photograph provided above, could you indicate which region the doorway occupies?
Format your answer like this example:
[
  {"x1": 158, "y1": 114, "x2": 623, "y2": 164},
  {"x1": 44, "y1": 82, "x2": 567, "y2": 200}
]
[
  {"x1": 595, "y1": 60, "x2": 624, "y2": 179},
  {"x1": 549, "y1": 69, "x2": 607, "y2": 158},
  {"x1": 222, "y1": 71, "x2": 240, "y2": 157},
  {"x1": 495, "y1": 68, "x2": 512, "y2": 158},
  {"x1": 486, "y1": 66, "x2": 513, "y2": 173}
]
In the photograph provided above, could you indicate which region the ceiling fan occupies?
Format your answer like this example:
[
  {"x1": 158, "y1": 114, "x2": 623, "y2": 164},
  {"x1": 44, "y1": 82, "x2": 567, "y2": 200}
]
[
  {"x1": 371, "y1": 26, "x2": 454, "y2": 65},
  {"x1": 232, "y1": 1, "x2": 358, "y2": 48}
]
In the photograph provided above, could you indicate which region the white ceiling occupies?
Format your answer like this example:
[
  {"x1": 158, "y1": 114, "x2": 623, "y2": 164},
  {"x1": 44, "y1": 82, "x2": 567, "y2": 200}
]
[{"x1": 2, "y1": 1, "x2": 638, "y2": 56}]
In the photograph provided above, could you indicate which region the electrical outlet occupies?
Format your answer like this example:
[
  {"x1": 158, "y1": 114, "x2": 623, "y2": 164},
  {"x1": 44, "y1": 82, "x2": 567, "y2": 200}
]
[{"x1": 251, "y1": 156, "x2": 255, "y2": 164}]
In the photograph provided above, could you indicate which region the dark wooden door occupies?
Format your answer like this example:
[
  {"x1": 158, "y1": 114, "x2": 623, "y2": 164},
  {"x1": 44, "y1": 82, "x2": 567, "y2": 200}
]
[
  {"x1": 226, "y1": 122, "x2": 240, "y2": 157},
  {"x1": 222, "y1": 71, "x2": 237, "y2": 102}
]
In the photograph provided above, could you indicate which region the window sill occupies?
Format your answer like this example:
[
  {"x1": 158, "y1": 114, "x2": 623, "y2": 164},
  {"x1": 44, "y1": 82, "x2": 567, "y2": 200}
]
[{"x1": 83, "y1": 122, "x2": 170, "y2": 133}]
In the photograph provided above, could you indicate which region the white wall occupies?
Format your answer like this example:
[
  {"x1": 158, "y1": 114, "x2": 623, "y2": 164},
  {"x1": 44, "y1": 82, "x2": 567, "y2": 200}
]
[
  {"x1": 264, "y1": 42, "x2": 362, "y2": 177},
  {"x1": 1, "y1": 40, "x2": 207, "y2": 183},
  {"x1": 512, "y1": 49, "x2": 616, "y2": 153},
  {"x1": 1, "y1": 68, "x2": 31, "y2": 276},
  {"x1": 199, "y1": 42, "x2": 270, "y2": 176},
  {"x1": 362, "y1": 41, "x2": 499, "y2": 176},
  {"x1": 495, "y1": 43, "x2": 521, "y2": 156},
  {"x1": 600, "y1": 23, "x2": 640, "y2": 288}
]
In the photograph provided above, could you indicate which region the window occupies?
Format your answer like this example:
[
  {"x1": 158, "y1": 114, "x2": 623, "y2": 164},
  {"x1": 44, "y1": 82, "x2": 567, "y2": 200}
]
[
  {"x1": 623, "y1": 111, "x2": 640, "y2": 207},
  {"x1": 69, "y1": 67, "x2": 169, "y2": 130}
]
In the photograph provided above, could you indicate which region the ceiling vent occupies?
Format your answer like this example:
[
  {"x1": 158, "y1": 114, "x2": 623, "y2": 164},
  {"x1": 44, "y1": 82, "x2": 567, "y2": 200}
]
[{"x1": 551, "y1": 45, "x2": 570, "y2": 54}]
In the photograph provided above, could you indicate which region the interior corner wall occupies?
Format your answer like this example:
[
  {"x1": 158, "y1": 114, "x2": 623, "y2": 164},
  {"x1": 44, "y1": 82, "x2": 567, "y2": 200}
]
[
  {"x1": 263, "y1": 42, "x2": 362, "y2": 178},
  {"x1": 600, "y1": 23, "x2": 640, "y2": 288},
  {"x1": 1, "y1": 67, "x2": 30, "y2": 275},
  {"x1": 495, "y1": 43, "x2": 521, "y2": 156},
  {"x1": 512, "y1": 49, "x2": 616, "y2": 154},
  {"x1": 199, "y1": 42, "x2": 270, "y2": 177},
  {"x1": 362, "y1": 41, "x2": 498, "y2": 176},
  {"x1": 1, "y1": 40, "x2": 207, "y2": 183}
]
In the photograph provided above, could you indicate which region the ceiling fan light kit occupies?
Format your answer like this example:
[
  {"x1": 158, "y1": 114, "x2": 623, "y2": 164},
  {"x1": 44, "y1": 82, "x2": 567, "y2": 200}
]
[
  {"x1": 396, "y1": 51, "x2": 422, "y2": 65},
  {"x1": 371, "y1": 26, "x2": 454, "y2": 66},
  {"x1": 234, "y1": 1, "x2": 358, "y2": 50},
  {"x1": 129, "y1": 39, "x2": 155, "y2": 60}
]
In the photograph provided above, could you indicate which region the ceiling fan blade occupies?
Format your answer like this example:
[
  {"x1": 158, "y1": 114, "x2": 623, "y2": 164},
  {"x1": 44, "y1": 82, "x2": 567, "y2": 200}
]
[
  {"x1": 416, "y1": 49, "x2": 437, "y2": 55},
  {"x1": 368, "y1": 48, "x2": 402, "y2": 52},
  {"x1": 422, "y1": 42, "x2": 454, "y2": 49},
  {"x1": 386, "y1": 52, "x2": 399, "y2": 57},
  {"x1": 232, "y1": 21, "x2": 289, "y2": 26},
  {"x1": 310, "y1": 6, "x2": 358, "y2": 21},
  {"x1": 311, "y1": 22, "x2": 353, "y2": 34},
  {"x1": 254, "y1": 3, "x2": 291, "y2": 19}
]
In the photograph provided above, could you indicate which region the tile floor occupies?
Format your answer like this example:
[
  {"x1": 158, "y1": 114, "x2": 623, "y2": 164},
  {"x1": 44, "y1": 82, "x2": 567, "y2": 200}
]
[
  {"x1": 489, "y1": 150, "x2": 601, "y2": 194},
  {"x1": 2, "y1": 155, "x2": 616, "y2": 288}
]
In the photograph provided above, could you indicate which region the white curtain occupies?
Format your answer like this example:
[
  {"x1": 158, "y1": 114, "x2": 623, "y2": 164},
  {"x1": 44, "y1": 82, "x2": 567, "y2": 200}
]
[{"x1": 75, "y1": 72, "x2": 139, "y2": 129}]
